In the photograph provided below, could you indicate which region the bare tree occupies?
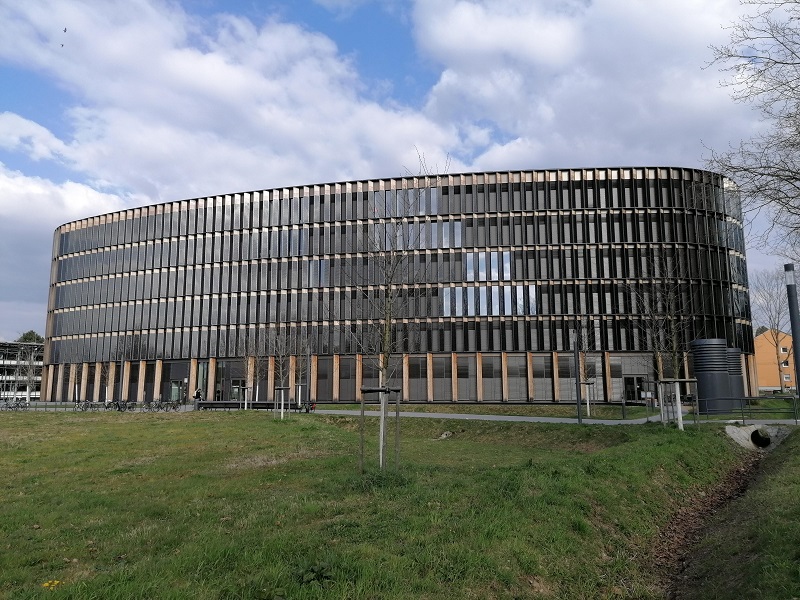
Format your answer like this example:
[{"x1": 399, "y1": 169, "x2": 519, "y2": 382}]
[
  {"x1": 574, "y1": 315, "x2": 601, "y2": 414},
  {"x1": 709, "y1": 0, "x2": 800, "y2": 256},
  {"x1": 112, "y1": 333, "x2": 144, "y2": 401},
  {"x1": 293, "y1": 331, "x2": 312, "y2": 409},
  {"x1": 266, "y1": 326, "x2": 311, "y2": 414},
  {"x1": 342, "y1": 156, "x2": 447, "y2": 470},
  {"x1": 97, "y1": 360, "x2": 113, "y2": 403},
  {"x1": 73, "y1": 359, "x2": 83, "y2": 403},
  {"x1": 626, "y1": 253, "x2": 694, "y2": 428},
  {"x1": 239, "y1": 327, "x2": 266, "y2": 409},
  {"x1": 17, "y1": 344, "x2": 42, "y2": 405},
  {"x1": 267, "y1": 327, "x2": 290, "y2": 412},
  {"x1": 637, "y1": 286, "x2": 691, "y2": 383},
  {"x1": 750, "y1": 267, "x2": 792, "y2": 390}
]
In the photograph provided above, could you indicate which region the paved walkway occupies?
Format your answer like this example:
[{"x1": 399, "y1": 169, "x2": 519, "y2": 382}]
[
  {"x1": 316, "y1": 408, "x2": 662, "y2": 425},
  {"x1": 317, "y1": 409, "x2": 800, "y2": 427}
]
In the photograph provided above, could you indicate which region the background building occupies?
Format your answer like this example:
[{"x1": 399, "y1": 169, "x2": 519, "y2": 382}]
[
  {"x1": 1, "y1": 341, "x2": 43, "y2": 403},
  {"x1": 43, "y1": 167, "x2": 753, "y2": 405},
  {"x1": 753, "y1": 329, "x2": 794, "y2": 392}
]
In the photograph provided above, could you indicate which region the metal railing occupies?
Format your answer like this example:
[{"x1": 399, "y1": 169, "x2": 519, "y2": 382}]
[{"x1": 690, "y1": 395, "x2": 799, "y2": 425}]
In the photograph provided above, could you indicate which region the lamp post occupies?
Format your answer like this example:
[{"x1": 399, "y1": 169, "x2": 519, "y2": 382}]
[{"x1": 784, "y1": 264, "x2": 800, "y2": 395}]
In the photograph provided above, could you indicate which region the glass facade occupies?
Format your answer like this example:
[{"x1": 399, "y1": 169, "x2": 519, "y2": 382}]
[{"x1": 44, "y1": 167, "x2": 752, "y2": 403}]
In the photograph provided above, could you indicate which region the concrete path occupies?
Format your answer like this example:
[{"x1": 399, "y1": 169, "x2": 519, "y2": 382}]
[
  {"x1": 316, "y1": 409, "x2": 799, "y2": 427},
  {"x1": 316, "y1": 408, "x2": 662, "y2": 425}
]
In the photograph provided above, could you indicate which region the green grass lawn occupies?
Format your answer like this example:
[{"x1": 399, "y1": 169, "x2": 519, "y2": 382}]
[{"x1": 0, "y1": 411, "x2": 769, "y2": 599}]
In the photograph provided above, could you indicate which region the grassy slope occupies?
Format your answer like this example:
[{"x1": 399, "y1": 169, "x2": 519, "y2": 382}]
[
  {"x1": 0, "y1": 412, "x2": 750, "y2": 599},
  {"x1": 675, "y1": 430, "x2": 800, "y2": 599}
]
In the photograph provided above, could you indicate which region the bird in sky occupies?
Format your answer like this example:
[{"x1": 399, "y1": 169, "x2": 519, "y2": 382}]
[{"x1": 63, "y1": 27, "x2": 66, "y2": 32}]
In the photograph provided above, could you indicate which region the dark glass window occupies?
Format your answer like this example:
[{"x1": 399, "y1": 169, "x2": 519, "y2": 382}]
[
  {"x1": 316, "y1": 357, "x2": 333, "y2": 401},
  {"x1": 455, "y1": 355, "x2": 476, "y2": 400}
]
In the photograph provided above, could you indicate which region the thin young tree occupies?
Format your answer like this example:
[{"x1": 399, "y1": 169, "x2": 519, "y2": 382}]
[
  {"x1": 574, "y1": 315, "x2": 600, "y2": 414},
  {"x1": 267, "y1": 326, "x2": 290, "y2": 414},
  {"x1": 112, "y1": 333, "x2": 144, "y2": 402},
  {"x1": 17, "y1": 343, "x2": 42, "y2": 405},
  {"x1": 240, "y1": 327, "x2": 267, "y2": 409},
  {"x1": 72, "y1": 350, "x2": 83, "y2": 403},
  {"x1": 750, "y1": 267, "x2": 792, "y2": 391},
  {"x1": 292, "y1": 329, "x2": 312, "y2": 410},
  {"x1": 709, "y1": 0, "x2": 800, "y2": 255},
  {"x1": 627, "y1": 252, "x2": 694, "y2": 428},
  {"x1": 97, "y1": 360, "x2": 113, "y2": 404},
  {"x1": 342, "y1": 156, "x2": 447, "y2": 470},
  {"x1": 265, "y1": 325, "x2": 310, "y2": 414}
]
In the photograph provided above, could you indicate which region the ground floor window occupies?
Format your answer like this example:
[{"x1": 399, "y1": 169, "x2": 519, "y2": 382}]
[{"x1": 45, "y1": 350, "x2": 715, "y2": 405}]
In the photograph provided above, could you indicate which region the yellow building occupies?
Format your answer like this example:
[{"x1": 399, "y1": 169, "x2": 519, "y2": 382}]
[{"x1": 754, "y1": 329, "x2": 795, "y2": 392}]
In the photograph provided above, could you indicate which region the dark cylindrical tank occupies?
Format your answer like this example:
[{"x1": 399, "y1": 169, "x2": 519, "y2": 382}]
[
  {"x1": 727, "y1": 347, "x2": 745, "y2": 400},
  {"x1": 690, "y1": 338, "x2": 732, "y2": 414}
]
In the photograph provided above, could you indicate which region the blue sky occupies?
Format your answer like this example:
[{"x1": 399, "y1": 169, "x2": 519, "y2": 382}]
[{"x1": 0, "y1": 0, "x2": 781, "y2": 340}]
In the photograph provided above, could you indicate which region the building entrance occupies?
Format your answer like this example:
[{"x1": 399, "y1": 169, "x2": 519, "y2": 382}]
[
  {"x1": 230, "y1": 379, "x2": 246, "y2": 403},
  {"x1": 623, "y1": 376, "x2": 647, "y2": 403},
  {"x1": 169, "y1": 380, "x2": 185, "y2": 403}
]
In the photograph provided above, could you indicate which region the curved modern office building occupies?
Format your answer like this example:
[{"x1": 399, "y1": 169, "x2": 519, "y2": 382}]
[{"x1": 43, "y1": 167, "x2": 753, "y2": 405}]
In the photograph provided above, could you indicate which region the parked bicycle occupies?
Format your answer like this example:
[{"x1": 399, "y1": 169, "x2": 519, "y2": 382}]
[
  {"x1": 73, "y1": 399, "x2": 99, "y2": 411},
  {"x1": 144, "y1": 397, "x2": 180, "y2": 412},
  {"x1": 105, "y1": 399, "x2": 134, "y2": 412},
  {"x1": 2, "y1": 397, "x2": 29, "y2": 411}
]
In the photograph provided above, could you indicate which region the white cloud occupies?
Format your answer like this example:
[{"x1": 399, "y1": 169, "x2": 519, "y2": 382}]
[
  {"x1": 0, "y1": 113, "x2": 68, "y2": 161},
  {"x1": 412, "y1": 0, "x2": 756, "y2": 170},
  {"x1": 0, "y1": 163, "x2": 128, "y2": 225},
  {"x1": 414, "y1": 0, "x2": 583, "y2": 72},
  {"x1": 0, "y1": 2, "x2": 463, "y2": 201},
  {"x1": 0, "y1": 164, "x2": 130, "y2": 340}
]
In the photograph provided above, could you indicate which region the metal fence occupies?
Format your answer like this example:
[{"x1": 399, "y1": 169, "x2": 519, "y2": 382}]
[{"x1": 689, "y1": 395, "x2": 799, "y2": 425}]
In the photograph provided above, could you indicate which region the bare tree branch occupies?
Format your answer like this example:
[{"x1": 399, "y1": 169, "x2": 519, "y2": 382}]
[
  {"x1": 750, "y1": 267, "x2": 792, "y2": 390},
  {"x1": 338, "y1": 154, "x2": 449, "y2": 470},
  {"x1": 16, "y1": 344, "x2": 42, "y2": 404},
  {"x1": 708, "y1": 0, "x2": 800, "y2": 258},
  {"x1": 626, "y1": 253, "x2": 695, "y2": 382}
]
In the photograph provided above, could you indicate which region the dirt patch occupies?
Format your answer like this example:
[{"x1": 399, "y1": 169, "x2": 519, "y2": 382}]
[
  {"x1": 225, "y1": 448, "x2": 325, "y2": 470},
  {"x1": 520, "y1": 575, "x2": 552, "y2": 596},
  {"x1": 650, "y1": 450, "x2": 764, "y2": 598}
]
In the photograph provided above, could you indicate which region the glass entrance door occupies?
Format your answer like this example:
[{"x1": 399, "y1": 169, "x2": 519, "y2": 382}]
[
  {"x1": 169, "y1": 380, "x2": 184, "y2": 403},
  {"x1": 230, "y1": 379, "x2": 246, "y2": 403},
  {"x1": 623, "y1": 376, "x2": 646, "y2": 403}
]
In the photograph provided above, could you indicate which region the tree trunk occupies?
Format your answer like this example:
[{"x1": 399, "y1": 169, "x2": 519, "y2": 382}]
[
  {"x1": 378, "y1": 368, "x2": 387, "y2": 470},
  {"x1": 359, "y1": 395, "x2": 365, "y2": 474}
]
